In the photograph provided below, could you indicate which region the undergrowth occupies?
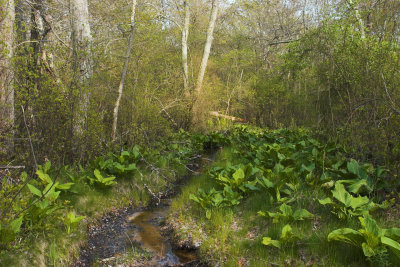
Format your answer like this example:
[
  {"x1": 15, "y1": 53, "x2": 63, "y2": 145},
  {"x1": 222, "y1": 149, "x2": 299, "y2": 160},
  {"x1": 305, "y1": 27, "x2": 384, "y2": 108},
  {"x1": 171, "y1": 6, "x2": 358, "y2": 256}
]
[
  {"x1": 0, "y1": 130, "x2": 206, "y2": 266},
  {"x1": 168, "y1": 125, "x2": 400, "y2": 266}
]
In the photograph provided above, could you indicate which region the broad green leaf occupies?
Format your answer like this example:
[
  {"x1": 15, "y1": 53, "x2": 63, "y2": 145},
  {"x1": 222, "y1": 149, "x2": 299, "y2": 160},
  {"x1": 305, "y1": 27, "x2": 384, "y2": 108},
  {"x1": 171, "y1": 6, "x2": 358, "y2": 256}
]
[
  {"x1": 132, "y1": 145, "x2": 140, "y2": 159},
  {"x1": 259, "y1": 177, "x2": 274, "y2": 188},
  {"x1": 280, "y1": 224, "x2": 294, "y2": 241},
  {"x1": 56, "y1": 183, "x2": 74, "y2": 190},
  {"x1": 359, "y1": 215, "x2": 382, "y2": 247},
  {"x1": 362, "y1": 242, "x2": 377, "y2": 257},
  {"x1": 385, "y1": 228, "x2": 400, "y2": 241},
  {"x1": 27, "y1": 184, "x2": 42, "y2": 197},
  {"x1": 279, "y1": 203, "x2": 293, "y2": 217},
  {"x1": 349, "y1": 195, "x2": 370, "y2": 210},
  {"x1": 262, "y1": 237, "x2": 281, "y2": 248},
  {"x1": 43, "y1": 161, "x2": 51, "y2": 173},
  {"x1": 232, "y1": 168, "x2": 245, "y2": 181},
  {"x1": 293, "y1": 209, "x2": 314, "y2": 220},
  {"x1": 189, "y1": 194, "x2": 200, "y2": 203},
  {"x1": 332, "y1": 183, "x2": 351, "y2": 206},
  {"x1": 328, "y1": 228, "x2": 364, "y2": 246},
  {"x1": 258, "y1": 211, "x2": 267, "y2": 217},
  {"x1": 348, "y1": 179, "x2": 372, "y2": 194},
  {"x1": 381, "y1": 236, "x2": 400, "y2": 258},
  {"x1": 318, "y1": 197, "x2": 333, "y2": 205},
  {"x1": 347, "y1": 159, "x2": 359, "y2": 175},
  {"x1": 245, "y1": 183, "x2": 260, "y2": 191}
]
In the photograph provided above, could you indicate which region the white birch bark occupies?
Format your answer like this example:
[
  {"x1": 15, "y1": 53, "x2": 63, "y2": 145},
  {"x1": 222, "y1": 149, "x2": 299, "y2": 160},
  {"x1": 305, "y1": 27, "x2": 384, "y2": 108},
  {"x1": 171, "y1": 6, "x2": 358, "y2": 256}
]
[
  {"x1": 348, "y1": 0, "x2": 366, "y2": 39},
  {"x1": 70, "y1": 0, "x2": 93, "y2": 135},
  {"x1": 111, "y1": 0, "x2": 137, "y2": 141},
  {"x1": 195, "y1": 0, "x2": 218, "y2": 95},
  {"x1": 182, "y1": 0, "x2": 190, "y2": 93},
  {"x1": 0, "y1": 0, "x2": 15, "y2": 141}
]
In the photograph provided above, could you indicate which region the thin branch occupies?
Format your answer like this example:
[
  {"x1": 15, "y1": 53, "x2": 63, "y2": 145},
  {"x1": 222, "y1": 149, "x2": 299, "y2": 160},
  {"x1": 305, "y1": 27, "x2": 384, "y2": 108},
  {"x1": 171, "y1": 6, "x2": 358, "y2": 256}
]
[
  {"x1": 382, "y1": 73, "x2": 400, "y2": 115},
  {"x1": 22, "y1": 105, "x2": 38, "y2": 169}
]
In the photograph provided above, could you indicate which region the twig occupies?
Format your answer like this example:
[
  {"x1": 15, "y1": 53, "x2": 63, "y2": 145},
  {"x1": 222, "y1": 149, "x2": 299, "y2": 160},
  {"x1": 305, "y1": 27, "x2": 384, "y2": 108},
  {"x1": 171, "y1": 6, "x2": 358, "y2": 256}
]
[
  {"x1": 21, "y1": 105, "x2": 38, "y2": 169},
  {"x1": 144, "y1": 183, "x2": 160, "y2": 205}
]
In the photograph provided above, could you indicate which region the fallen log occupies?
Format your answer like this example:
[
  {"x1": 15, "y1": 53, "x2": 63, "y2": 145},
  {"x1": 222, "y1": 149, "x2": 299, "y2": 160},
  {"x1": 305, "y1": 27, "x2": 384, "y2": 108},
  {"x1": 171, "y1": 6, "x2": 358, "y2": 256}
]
[{"x1": 209, "y1": 111, "x2": 246, "y2": 123}]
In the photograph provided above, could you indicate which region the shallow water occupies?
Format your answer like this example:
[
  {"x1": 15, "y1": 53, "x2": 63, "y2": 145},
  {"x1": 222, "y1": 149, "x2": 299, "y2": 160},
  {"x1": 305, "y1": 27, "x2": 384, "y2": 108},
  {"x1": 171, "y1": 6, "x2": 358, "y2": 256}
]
[{"x1": 128, "y1": 201, "x2": 197, "y2": 265}]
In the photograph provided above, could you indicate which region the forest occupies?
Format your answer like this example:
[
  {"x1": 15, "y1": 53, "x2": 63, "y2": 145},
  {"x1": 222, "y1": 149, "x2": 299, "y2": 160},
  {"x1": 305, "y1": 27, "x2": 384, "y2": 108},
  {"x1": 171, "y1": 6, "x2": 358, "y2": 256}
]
[{"x1": 1, "y1": 0, "x2": 400, "y2": 266}]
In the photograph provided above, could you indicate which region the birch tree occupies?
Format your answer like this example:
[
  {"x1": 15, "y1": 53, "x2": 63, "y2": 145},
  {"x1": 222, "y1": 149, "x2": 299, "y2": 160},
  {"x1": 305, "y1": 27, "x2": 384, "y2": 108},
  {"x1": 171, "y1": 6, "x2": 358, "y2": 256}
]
[
  {"x1": 0, "y1": 0, "x2": 15, "y2": 143},
  {"x1": 195, "y1": 0, "x2": 218, "y2": 95},
  {"x1": 348, "y1": 0, "x2": 366, "y2": 39},
  {"x1": 70, "y1": 0, "x2": 93, "y2": 135},
  {"x1": 111, "y1": 0, "x2": 137, "y2": 141},
  {"x1": 182, "y1": 0, "x2": 190, "y2": 94}
]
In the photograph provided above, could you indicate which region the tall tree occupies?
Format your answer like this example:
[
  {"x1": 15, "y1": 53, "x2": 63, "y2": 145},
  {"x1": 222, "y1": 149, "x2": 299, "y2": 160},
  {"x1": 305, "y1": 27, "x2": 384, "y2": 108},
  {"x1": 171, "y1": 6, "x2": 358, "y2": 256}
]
[
  {"x1": 70, "y1": 0, "x2": 93, "y2": 136},
  {"x1": 111, "y1": 0, "x2": 137, "y2": 141},
  {"x1": 182, "y1": 0, "x2": 190, "y2": 94},
  {"x1": 0, "y1": 0, "x2": 15, "y2": 146},
  {"x1": 195, "y1": 0, "x2": 218, "y2": 95}
]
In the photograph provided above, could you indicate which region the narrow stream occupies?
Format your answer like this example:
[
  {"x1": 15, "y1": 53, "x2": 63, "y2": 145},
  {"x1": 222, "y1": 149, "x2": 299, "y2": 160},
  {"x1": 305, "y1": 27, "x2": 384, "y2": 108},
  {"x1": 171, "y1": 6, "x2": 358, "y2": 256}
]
[{"x1": 76, "y1": 154, "x2": 214, "y2": 266}]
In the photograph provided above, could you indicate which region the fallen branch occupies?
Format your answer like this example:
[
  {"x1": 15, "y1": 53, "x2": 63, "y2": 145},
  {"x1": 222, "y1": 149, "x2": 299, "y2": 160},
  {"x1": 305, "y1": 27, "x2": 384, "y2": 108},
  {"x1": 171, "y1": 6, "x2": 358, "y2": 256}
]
[{"x1": 0, "y1": 166, "x2": 25, "y2": 169}]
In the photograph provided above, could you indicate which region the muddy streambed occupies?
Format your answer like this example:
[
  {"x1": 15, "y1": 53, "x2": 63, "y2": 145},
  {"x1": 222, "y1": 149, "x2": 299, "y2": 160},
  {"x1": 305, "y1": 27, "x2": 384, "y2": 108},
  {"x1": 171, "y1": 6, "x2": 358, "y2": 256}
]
[{"x1": 75, "y1": 156, "x2": 214, "y2": 267}]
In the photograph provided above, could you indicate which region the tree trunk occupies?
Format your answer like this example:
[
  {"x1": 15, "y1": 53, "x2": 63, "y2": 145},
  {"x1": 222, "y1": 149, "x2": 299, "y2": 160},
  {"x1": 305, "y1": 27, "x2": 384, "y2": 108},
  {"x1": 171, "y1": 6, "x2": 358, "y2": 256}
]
[
  {"x1": 70, "y1": 0, "x2": 93, "y2": 136},
  {"x1": 348, "y1": 0, "x2": 366, "y2": 39},
  {"x1": 182, "y1": 0, "x2": 190, "y2": 94},
  {"x1": 0, "y1": 0, "x2": 15, "y2": 148},
  {"x1": 111, "y1": 0, "x2": 137, "y2": 142},
  {"x1": 195, "y1": 0, "x2": 218, "y2": 95}
]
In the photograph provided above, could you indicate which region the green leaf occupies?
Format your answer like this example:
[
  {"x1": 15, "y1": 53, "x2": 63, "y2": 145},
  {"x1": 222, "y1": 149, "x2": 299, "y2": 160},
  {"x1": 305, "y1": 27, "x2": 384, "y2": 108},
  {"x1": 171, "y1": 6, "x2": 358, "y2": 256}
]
[
  {"x1": 56, "y1": 183, "x2": 74, "y2": 190},
  {"x1": 362, "y1": 242, "x2": 377, "y2": 257},
  {"x1": 20, "y1": 172, "x2": 27, "y2": 182},
  {"x1": 385, "y1": 228, "x2": 400, "y2": 241},
  {"x1": 279, "y1": 203, "x2": 293, "y2": 217},
  {"x1": 206, "y1": 210, "x2": 211, "y2": 219},
  {"x1": 245, "y1": 183, "x2": 260, "y2": 191},
  {"x1": 36, "y1": 169, "x2": 52, "y2": 184},
  {"x1": 44, "y1": 161, "x2": 51, "y2": 173},
  {"x1": 189, "y1": 194, "x2": 200, "y2": 203},
  {"x1": 381, "y1": 236, "x2": 400, "y2": 258},
  {"x1": 27, "y1": 184, "x2": 42, "y2": 197},
  {"x1": 9, "y1": 216, "x2": 23, "y2": 234},
  {"x1": 262, "y1": 237, "x2": 281, "y2": 248},
  {"x1": 280, "y1": 224, "x2": 294, "y2": 241},
  {"x1": 232, "y1": 168, "x2": 245, "y2": 181},
  {"x1": 328, "y1": 228, "x2": 364, "y2": 246},
  {"x1": 347, "y1": 159, "x2": 359, "y2": 175},
  {"x1": 293, "y1": 209, "x2": 314, "y2": 220},
  {"x1": 318, "y1": 197, "x2": 333, "y2": 205}
]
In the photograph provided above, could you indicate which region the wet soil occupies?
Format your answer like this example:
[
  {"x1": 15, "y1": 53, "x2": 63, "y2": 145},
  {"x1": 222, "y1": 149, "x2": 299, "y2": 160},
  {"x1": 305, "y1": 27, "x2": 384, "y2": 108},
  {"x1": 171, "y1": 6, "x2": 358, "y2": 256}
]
[{"x1": 74, "y1": 156, "x2": 214, "y2": 267}]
